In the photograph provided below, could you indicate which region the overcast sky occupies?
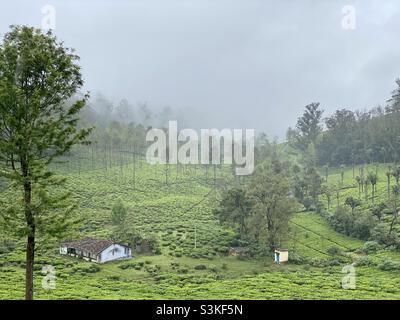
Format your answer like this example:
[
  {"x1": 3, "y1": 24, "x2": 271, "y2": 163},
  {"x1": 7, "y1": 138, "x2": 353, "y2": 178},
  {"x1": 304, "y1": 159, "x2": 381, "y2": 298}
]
[{"x1": 1, "y1": 0, "x2": 400, "y2": 138}]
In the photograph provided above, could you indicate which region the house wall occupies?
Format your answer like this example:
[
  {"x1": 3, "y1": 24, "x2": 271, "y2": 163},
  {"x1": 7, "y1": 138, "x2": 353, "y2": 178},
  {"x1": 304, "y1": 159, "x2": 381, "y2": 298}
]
[
  {"x1": 98, "y1": 244, "x2": 132, "y2": 263},
  {"x1": 274, "y1": 251, "x2": 289, "y2": 263},
  {"x1": 280, "y1": 251, "x2": 289, "y2": 262},
  {"x1": 60, "y1": 246, "x2": 68, "y2": 255}
]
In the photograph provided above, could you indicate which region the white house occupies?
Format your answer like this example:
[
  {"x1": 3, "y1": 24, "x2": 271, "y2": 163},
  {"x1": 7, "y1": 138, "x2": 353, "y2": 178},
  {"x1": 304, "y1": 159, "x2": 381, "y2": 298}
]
[{"x1": 60, "y1": 238, "x2": 132, "y2": 263}]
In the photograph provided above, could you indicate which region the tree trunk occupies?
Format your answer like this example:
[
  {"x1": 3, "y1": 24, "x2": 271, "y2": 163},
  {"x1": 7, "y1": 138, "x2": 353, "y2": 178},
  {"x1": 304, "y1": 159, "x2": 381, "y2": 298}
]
[
  {"x1": 25, "y1": 234, "x2": 35, "y2": 300},
  {"x1": 213, "y1": 165, "x2": 216, "y2": 190},
  {"x1": 24, "y1": 182, "x2": 35, "y2": 300},
  {"x1": 22, "y1": 159, "x2": 35, "y2": 300},
  {"x1": 389, "y1": 213, "x2": 398, "y2": 235}
]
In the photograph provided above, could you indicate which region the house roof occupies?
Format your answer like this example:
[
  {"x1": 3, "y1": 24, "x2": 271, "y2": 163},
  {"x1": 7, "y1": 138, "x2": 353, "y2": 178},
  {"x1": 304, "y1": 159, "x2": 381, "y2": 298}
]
[
  {"x1": 61, "y1": 238, "x2": 121, "y2": 255},
  {"x1": 274, "y1": 249, "x2": 288, "y2": 252}
]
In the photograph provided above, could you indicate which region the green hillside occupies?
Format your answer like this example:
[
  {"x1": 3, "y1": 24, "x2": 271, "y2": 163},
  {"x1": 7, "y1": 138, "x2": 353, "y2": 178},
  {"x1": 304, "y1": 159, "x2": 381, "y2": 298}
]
[{"x1": 1, "y1": 159, "x2": 400, "y2": 299}]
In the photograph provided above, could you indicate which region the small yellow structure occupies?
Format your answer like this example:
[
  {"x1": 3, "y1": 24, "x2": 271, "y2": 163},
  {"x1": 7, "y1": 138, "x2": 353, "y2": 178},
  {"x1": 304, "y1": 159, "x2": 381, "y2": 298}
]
[{"x1": 274, "y1": 249, "x2": 288, "y2": 264}]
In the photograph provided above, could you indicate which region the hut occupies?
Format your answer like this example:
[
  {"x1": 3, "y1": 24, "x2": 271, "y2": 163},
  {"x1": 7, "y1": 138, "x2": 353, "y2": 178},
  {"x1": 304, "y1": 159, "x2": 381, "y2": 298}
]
[{"x1": 274, "y1": 249, "x2": 288, "y2": 264}]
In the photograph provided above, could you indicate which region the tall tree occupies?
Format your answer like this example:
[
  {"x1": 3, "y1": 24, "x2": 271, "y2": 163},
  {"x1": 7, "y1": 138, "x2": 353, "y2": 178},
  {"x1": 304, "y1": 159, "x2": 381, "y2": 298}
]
[
  {"x1": 367, "y1": 171, "x2": 378, "y2": 203},
  {"x1": 214, "y1": 188, "x2": 251, "y2": 237},
  {"x1": 247, "y1": 164, "x2": 298, "y2": 250},
  {"x1": 386, "y1": 166, "x2": 392, "y2": 195},
  {"x1": 386, "y1": 78, "x2": 400, "y2": 114},
  {"x1": 138, "y1": 102, "x2": 152, "y2": 126},
  {"x1": 392, "y1": 166, "x2": 400, "y2": 186},
  {"x1": 292, "y1": 102, "x2": 323, "y2": 153},
  {"x1": 303, "y1": 165, "x2": 323, "y2": 206},
  {"x1": 0, "y1": 26, "x2": 91, "y2": 299},
  {"x1": 319, "y1": 109, "x2": 356, "y2": 165},
  {"x1": 114, "y1": 98, "x2": 135, "y2": 124},
  {"x1": 344, "y1": 196, "x2": 361, "y2": 217}
]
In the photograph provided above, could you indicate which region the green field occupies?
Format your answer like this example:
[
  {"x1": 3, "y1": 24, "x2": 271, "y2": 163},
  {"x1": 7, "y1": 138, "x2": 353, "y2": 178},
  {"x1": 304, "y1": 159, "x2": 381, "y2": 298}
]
[{"x1": 1, "y1": 159, "x2": 400, "y2": 299}]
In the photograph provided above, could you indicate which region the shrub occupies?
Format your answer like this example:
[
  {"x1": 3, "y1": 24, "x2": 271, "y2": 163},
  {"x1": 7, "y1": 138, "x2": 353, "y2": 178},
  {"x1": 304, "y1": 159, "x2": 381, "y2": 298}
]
[
  {"x1": 86, "y1": 264, "x2": 101, "y2": 273},
  {"x1": 353, "y1": 215, "x2": 376, "y2": 240},
  {"x1": 119, "y1": 263, "x2": 136, "y2": 270},
  {"x1": 329, "y1": 206, "x2": 354, "y2": 236},
  {"x1": 302, "y1": 197, "x2": 313, "y2": 211},
  {"x1": 216, "y1": 246, "x2": 229, "y2": 255},
  {"x1": 378, "y1": 259, "x2": 400, "y2": 271},
  {"x1": 371, "y1": 225, "x2": 400, "y2": 247},
  {"x1": 154, "y1": 275, "x2": 167, "y2": 282},
  {"x1": 194, "y1": 264, "x2": 207, "y2": 270},
  {"x1": 33, "y1": 264, "x2": 42, "y2": 271},
  {"x1": 327, "y1": 246, "x2": 342, "y2": 256},
  {"x1": 0, "y1": 240, "x2": 16, "y2": 254},
  {"x1": 329, "y1": 206, "x2": 376, "y2": 240},
  {"x1": 178, "y1": 267, "x2": 189, "y2": 274},
  {"x1": 0, "y1": 268, "x2": 15, "y2": 273},
  {"x1": 362, "y1": 241, "x2": 381, "y2": 254},
  {"x1": 209, "y1": 265, "x2": 219, "y2": 273},
  {"x1": 289, "y1": 252, "x2": 309, "y2": 265},
  {"x1": 310, "y1": 258, "x2": 334, "y2": 268},
  {"x1": 72, "y1": 264, "x2": 101, "y2": 274},
  {"x1": 144, "y1": 265, "x2": 159, "y2": 274},
  {"x1": 354, "y1": 257, "x2": 376, "y2": 267},
  {"x1": 326, "y1": 259, "x2": 341, "y2": 266}
]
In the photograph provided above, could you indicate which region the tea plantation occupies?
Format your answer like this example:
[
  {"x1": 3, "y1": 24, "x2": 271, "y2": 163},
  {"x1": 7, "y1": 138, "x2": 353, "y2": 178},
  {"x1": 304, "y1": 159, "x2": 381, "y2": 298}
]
[{"x1": 1, "y1": 159, "x2": 400, "y2": 299}]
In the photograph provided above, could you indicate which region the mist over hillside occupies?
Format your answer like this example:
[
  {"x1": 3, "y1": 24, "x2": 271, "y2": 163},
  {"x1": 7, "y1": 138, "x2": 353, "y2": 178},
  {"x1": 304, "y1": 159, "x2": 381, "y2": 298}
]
[{"x1": 2, "y1": 1, "x2": 400, "y2": 138}]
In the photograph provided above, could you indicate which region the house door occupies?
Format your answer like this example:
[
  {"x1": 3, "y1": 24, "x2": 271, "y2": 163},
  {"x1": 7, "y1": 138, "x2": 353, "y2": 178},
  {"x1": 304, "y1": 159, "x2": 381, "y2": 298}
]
[{"x1": 276, "y1": 253, "x2": 280, "y2": 264}]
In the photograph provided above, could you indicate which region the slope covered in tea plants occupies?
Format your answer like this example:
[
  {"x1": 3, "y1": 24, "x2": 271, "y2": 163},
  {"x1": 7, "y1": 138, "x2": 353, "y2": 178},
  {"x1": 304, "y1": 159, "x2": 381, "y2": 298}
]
[{"x1": 1, "y1": 158, "x2": 400, "y2": 300}]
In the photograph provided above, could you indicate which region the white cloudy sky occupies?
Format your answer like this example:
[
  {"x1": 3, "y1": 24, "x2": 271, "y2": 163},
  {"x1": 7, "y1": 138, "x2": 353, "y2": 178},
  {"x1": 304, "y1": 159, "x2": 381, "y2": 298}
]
[{"x1": 1, "y1": 0, "x2": 400, "y2": 138}]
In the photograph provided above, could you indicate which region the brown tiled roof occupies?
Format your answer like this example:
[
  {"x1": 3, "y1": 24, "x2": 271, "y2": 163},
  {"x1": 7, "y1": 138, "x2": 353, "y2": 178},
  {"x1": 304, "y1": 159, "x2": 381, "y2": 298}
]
[{"x1": 61, "y1": 238, "x2": 115, "y2": 255}]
